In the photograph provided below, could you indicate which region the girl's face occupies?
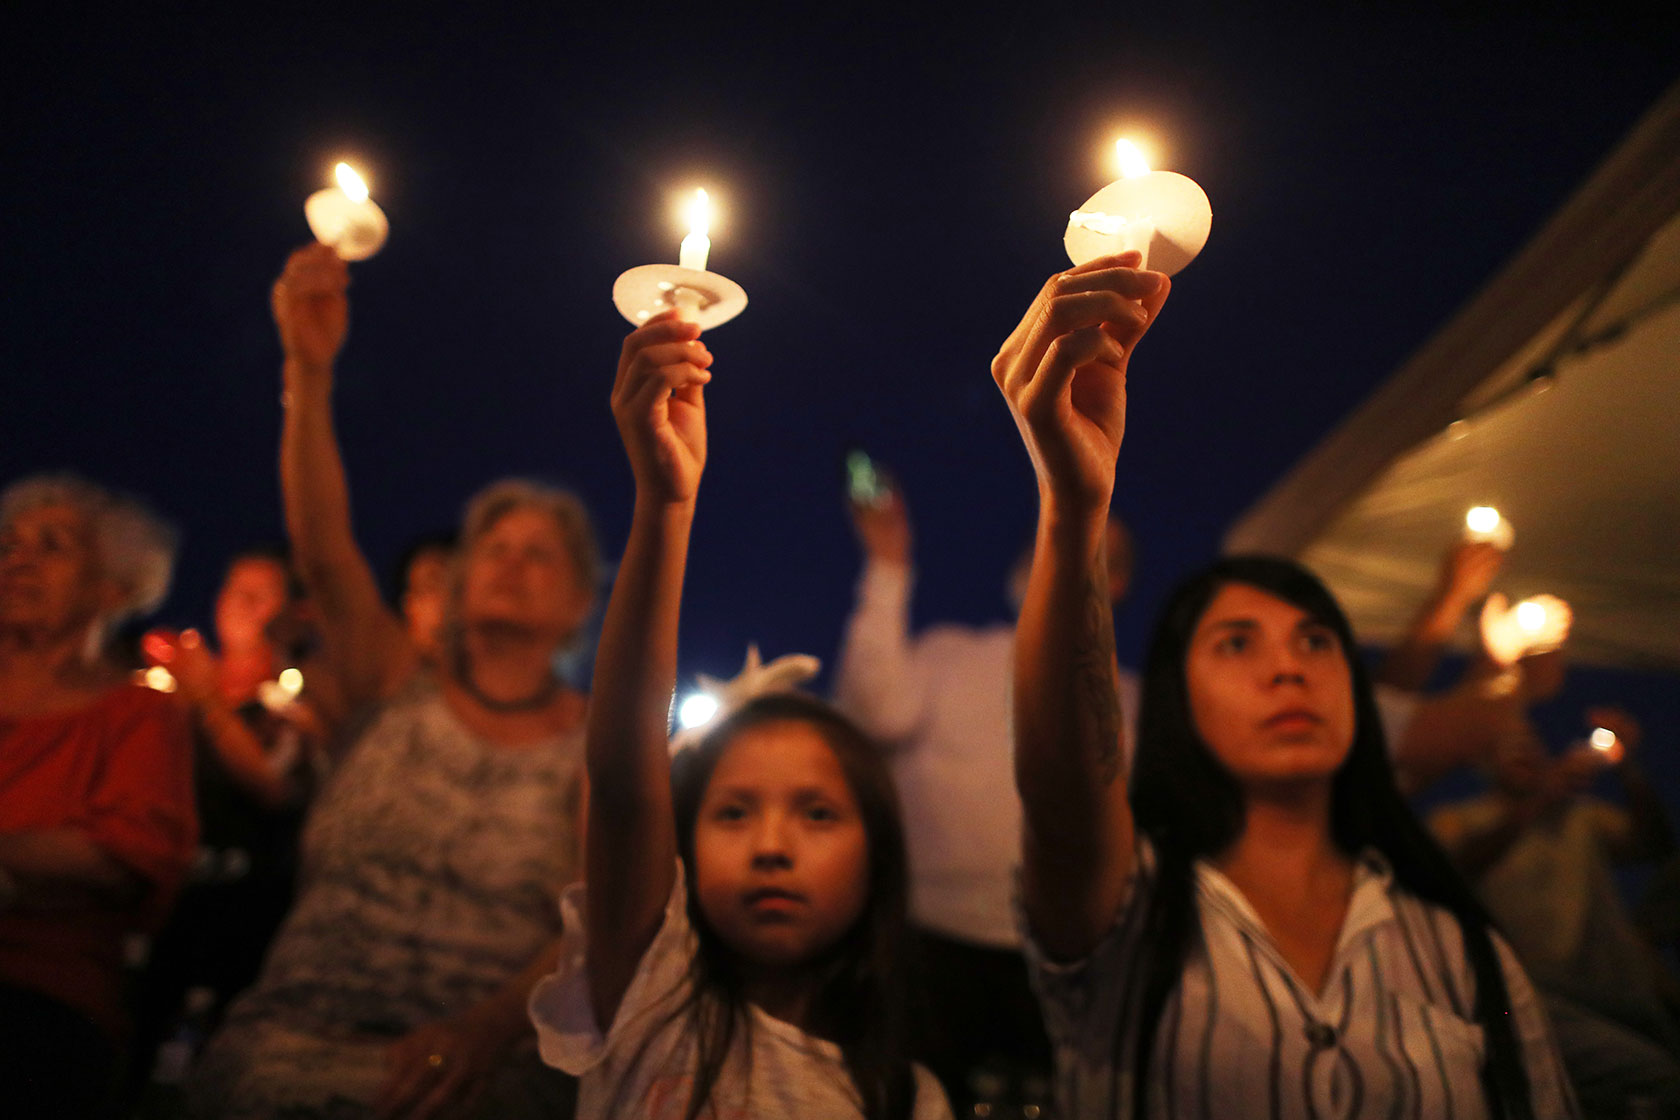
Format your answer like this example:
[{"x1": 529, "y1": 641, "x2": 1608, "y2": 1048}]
[
  {"x1": 1185, "y1": 583, "x2": 1356, "y2": 791},
  {"x1": 693, "y1": 719, "x2": 871, "y2": 972}
]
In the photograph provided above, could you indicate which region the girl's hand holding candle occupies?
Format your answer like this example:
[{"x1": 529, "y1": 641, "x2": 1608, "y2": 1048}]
[{"x1": 613, "y1": 187, "x2": 747, "y2": 331}]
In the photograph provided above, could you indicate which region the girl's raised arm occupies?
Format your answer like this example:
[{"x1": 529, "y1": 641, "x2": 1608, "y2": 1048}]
[
  {"x1": 583, "y1": 311, "x2": 714, "y2": 1031},
  {"x1": 991, "y1": 252, "x2": 1169, "y2": 962}
]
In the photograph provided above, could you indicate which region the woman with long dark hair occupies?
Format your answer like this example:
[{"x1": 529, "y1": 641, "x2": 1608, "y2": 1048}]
[{"x1": 990, "y1": 251, "x2": 1576, "y2": 1118}]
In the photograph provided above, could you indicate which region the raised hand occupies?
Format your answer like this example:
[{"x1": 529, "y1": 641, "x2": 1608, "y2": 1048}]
[
  {"x1": 1436, "y1": 540, "x2": 1505, "y2": 610},
  {"x1": 611, "y1": 311, "x2": 713, "y2": 504},
  {"x1": 992, "y1": 251, "x2": 1169, "y2": 514},
  {"x1": 849, "y1": 487, "x2": 912, "y2": 567},
  {"x1": 1480, "y1": 592, "x2": 1572, "y2": 667},
  {"x1": 272, "y1": 243, "x2": 350, "y2": 373}
]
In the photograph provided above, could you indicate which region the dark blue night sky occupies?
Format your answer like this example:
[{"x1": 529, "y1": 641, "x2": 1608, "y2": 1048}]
[{"x1": 5, "y1": 8, "x2": 1678, "y2": 808}]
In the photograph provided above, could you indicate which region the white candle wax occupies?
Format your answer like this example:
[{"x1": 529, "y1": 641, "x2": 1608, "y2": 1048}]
[
  {"x1": 305, "y1": 163, "x2": 389, "y2": 261},
  {"x1": 1065, "y1": 139, "x2": 1211, "y2": 276}
]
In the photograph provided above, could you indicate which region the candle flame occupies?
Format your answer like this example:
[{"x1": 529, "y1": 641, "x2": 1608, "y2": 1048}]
[
  {"x1": 1465, "y1": 506, "x2": 1501, "y2": 534},
  {"x1": 143, "y1": 666, "x2": 178, "y2": 694},
  {"x1": 335, "y1": 162, "x2": 370, "y2": 203},
  {"x1": 1516, "y1": 600, "x2": 1548, "y2": 634},
  {"x1": 278, "y1": 667, "x2": 304, "y2": 697},
  {"x1": 1589, "y1": 727, "x2": 1617, "y2": 752},
  {"x1": 684, "y1": 188, "x2": 712, "y2": 240},
  {"x1": 1115, "y1": 139, "x2": 1152, "y2": 179}
]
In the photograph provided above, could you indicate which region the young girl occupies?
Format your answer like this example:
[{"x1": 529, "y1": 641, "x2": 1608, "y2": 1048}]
[
  {"x1": 991, "y1": 251, "x2": 1577, "y2": 1118},
  {"x1": 529, "y1": 311, "x2": 951, "y2": 1119}
]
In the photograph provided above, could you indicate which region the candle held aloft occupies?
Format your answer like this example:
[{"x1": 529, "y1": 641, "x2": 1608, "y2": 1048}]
[
  {"x1": 1589, "y1": 727, "x2": 1618, "y2": 752},
  {"x1": 1464, "y1": 505, "x2": 1515, "y2": 549},
  {"x1": 679, "y1": 189, "x2": 712, "y2": 272},
  {"x1": 1065, "y1": 138, "x2": 1212, "y2": 276},
  {"x1": 612, "y1": 184, "x2": 747, "y2": 331},
  {"x1": 305, "y1": 162, "x2": 389, "y2": 261}
]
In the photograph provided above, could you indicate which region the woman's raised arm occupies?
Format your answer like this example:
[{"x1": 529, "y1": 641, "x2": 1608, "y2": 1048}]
[
  {"x1": 272, "y1": 244, "x2": 412, "y2": 710},
  {"x1": 992, "y1": 251, "x2": 1169, "y2": 961}
]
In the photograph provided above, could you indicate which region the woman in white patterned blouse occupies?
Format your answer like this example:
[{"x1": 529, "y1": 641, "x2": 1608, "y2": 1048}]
[{"x1": 990, "y1": 251, "x2": 1577, "y2": 1119}]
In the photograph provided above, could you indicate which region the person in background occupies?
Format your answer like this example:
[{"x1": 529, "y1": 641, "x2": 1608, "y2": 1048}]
[
  {"x1": 992, "y1": 251, "x2": 1575, "y2": 1117},
  {"x1": 393, "y1": 531, "x2": 458, "y2": 671},
  {"x1": 835, "y1": 481, "x2": 1137, "y2": 1111},
  {"x1": 186, "y1": 244, "x2": 593, "y2": 1120},
  {"x1": 1365, "y1": 538, "x2": 1537, "y2": 795},
  {"x1": 1430, "y1": 677, "x2": 1680, "y2": 1116},
  {"x1": 0, "y1": 473, "x2": 196, "y2": 1118},
  {"x1": 131, "y1": 546, "x2": 326, "y2": 1099}
]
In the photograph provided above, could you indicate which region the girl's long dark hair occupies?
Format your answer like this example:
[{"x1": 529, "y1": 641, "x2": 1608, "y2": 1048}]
[
  {"x1": 1125, "y1": 555, "x2": 1533, "y2": 1120},
  {"x1": 667, "y1": 693, "x2": 917, "y2": 1120}
]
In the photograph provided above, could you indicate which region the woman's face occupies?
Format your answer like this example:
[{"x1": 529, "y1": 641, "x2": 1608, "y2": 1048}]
[
  {"x1": 456, "y1": 507, "x2": 588, "y2": 645},
  {"x1": 693, "y1": 720, "x2": 871, "y2": 972},
  {"x1": 1184, "y1": 583, "x2": 1356, "y2": 791},
  {"x1": 0, "y1": 504, "x2": 111, "y2": 637},
  {"x1": 214, "y1": 557, "x2": 289, "y2": 652}
]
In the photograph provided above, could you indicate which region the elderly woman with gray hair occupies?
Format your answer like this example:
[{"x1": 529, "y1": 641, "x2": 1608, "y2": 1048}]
[
  {"x1": 0, "y1": 473, "x2": 196, "y2": 1118},
  {"x1": 188, "y1": 244, "x2": 597, "y2": 1120}
]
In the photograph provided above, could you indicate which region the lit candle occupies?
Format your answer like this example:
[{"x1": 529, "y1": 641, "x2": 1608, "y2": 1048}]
[
  {"x1": 305, "y1": 162, "x2": 389, "y2": 261},
  {"x1": 612, "y1": 184, "x2": 748, "y2": 330},
  {"x1": 1589, "y1": 726, "x2": 1618, "y2": 753},
  {"x1": 1065, "y1": 137, "x2": 1212, "y2": 276},
  {"x1": 1464, "y1": 505, "x2": 1514, "y2": 549},
  {"x1": 679, "y1": 189, "x2": 712, "y2": 272},
  {"x1": 258, "y1": 667, "x2": 306, "y2": 713},
  {"x1": 141, "y1": 666, "x2": 178, "y2": 693},
  {"x1": 1516, "y1": 599, "x2": 1549, "y2": 634}
]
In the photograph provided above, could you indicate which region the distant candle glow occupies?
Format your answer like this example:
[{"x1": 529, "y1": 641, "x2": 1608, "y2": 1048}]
[
  {"x1": 1589, "y1": 727, "x2": 1618, "y2": 752},
  {"x1": 1115, "y1": 138, "x2": 1152, "y2": 179},
  {"x1": 278, "y1": 667, "x2": 304, "y2": 696},
  {"x1": 1516, "y1": 600, "x2": 1548, "y2": 633},
  {"x1": 143, "y1": 666, "x2": 177, "y2": 693},
  {"x1": 679, "y1": 189, "x2": 713, "y2": 272},
  {"x1": 677, "y1": 691, "x2": 719, "y2": 730},
  {"x1": 335, "y1": 162, "x2": 370, "y2": 203},
  {"x1": 1466, "y1": 506, "x2": 1501, "y2": 535}
]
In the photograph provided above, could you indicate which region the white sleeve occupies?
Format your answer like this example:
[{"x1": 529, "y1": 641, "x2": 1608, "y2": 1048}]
[
  {"x1": 832, "y1": 559, "x2": 930, "y2": 745},
  {"x1": 528, "y1": 861, "x2": 695, "y2": 1077}
]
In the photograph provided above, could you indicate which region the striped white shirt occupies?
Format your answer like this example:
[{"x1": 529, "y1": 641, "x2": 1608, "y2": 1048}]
[{"x1": 1022, "y1": 839, "x2": 1579, "y2": 1120}]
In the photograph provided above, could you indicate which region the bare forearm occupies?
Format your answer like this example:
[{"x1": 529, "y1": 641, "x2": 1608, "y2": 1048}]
[
  {"x1": 584, "y1": 493, "x2": 695, "y2": 967},
  {"x1": 1015, "y1": 498, "x2": 1134, "y2": 957},
  {"x1": 1377, "y1": 593, "x2": 1471, "y2": 692},
  {"x1": 1015, "y1": 503, "x2": 1125, "y2": 818},
  {"x1": 0, "y1": 830, "x2": 143, "y2": 907},
  {"x1": 197, "y1": 703, "x2": 296, "y2": 810},
  {"x1": 280, "y1": 362, "x2": 406, "y2": 703}
]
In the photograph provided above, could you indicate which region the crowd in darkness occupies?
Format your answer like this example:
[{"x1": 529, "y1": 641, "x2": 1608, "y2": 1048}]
[{"x1": 2, "y1": 242, "x2": 1678, "y2": 1120}]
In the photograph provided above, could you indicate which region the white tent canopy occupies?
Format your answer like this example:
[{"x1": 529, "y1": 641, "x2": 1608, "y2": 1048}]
[{"x1": 1226, "y1": 81, "x2": 1680, "y2": 673}]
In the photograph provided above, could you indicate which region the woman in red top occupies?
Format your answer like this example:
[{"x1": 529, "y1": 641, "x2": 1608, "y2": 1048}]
[{"x1": 0, "y1": 474, "x2": 196, "y2": 1118}]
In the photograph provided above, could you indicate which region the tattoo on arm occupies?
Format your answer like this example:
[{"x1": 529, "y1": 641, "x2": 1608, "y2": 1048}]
[{"x1": 1074, "y1": 553, "x2": 1123, "y2": 785}]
